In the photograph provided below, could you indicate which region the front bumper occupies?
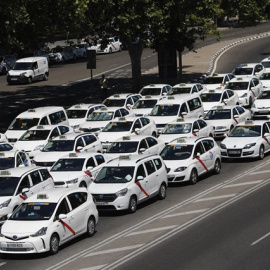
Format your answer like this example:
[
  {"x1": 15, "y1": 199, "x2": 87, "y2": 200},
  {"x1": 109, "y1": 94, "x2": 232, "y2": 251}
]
[{"x1": 221, "y1": 148, "x2": 257, "y2": 158}]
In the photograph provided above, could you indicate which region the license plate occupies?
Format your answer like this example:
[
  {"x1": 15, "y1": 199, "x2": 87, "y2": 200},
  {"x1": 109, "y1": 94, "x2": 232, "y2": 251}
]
[
  {"x1": 7, "y1": 243, "x2": 23, "y2": 248},
  {"x1": 96, "y1": 202, "x2": 108, "y2": 205},
  {"x1": 11, "y1": 78, "x2": 18, "y2": 81},
  {"x1": 259, "y1": 110, "x2": 269, "y2": 113},
  {"x1": 228, "y1": 150, "x2": 241, "y2": 154}
]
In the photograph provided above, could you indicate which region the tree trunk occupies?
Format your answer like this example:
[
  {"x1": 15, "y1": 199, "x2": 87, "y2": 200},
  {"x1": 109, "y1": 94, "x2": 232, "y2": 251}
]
[
  {"x1": 127, "y1": 40, "x2": 144, "y2": 92},
  {"x1": 178, "y1": 50, "x2": 182, "y2": 81}
]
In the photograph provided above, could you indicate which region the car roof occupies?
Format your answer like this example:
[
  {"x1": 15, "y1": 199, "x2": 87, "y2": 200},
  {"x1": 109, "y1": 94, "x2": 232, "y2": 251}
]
[
  {"x1": 172, "y1": 83, "x2": 199, "y2": 87},
  {"x1": 58, "y1": 152, "x2": 104, "y2": 159},
  {"x1": 113, "y1": 134, "x2": 155, "y2": 142},
  {"x1": 29, "y1": 125, "x2": 65, "y2": 131},
  {"x1": 24, "y1": 187, "x2": 87, "y2": 203},
  {"x1": 137, "y1": 95, "x2": 164, "y2": 101},
  {"x1": 229, "y1": 76, "x2": 254, "y2": 82},
  {"x1": 207, "y1": 73, "x2": 232, "y2": 77},
  {"x1": 52, "y1": 132, "x2": 93, "y2": 140},
  {"x1": 142, "y1": 84, "x2": 170, "y2": 88},
  {"x1": 236, "y1": 63, "x2": 259, "y2": 68},
  {"x1": 16, "y1": 106, "x2": 65, "y2": 118},
  {"x1": 16, "y1": 57, "x2": 47, "y2": 62},
  {"x1": 106, "y1": 154, "x2": 160, "y2": 166},
  {"x1": 203, "y1": 88, "x2": 226, "y2": 94},
  {"x1": 156, "y1": 94, "x2": 200, "y2": 104},
  {"x1": 0, "y1": 165, "x2": 44, "y2": 177},
  {"x1": 167, "y1": 117, "x2": 202, "y2": 124},
  {"x1": 261, "y1": 57, "x2": 270, "y2": 62},
  {"x1": 106, "y1": 93, "x2": 134, "y2": 99},
  {"x1": 236, "y1": 120, "x2": 269, "y2": 126},
  {"x1": 93, "y1": 107, "x2": 121, "y2": 113},
  {"x1": 0, "y1": 149, "x2": 20, "y2": 158},
  {"x1": 67, "y1": 104, "x2": 105, "y2": 110},
  {"x1": 111, "y1": 116, "x2": 144, "y2": 122},
  {"x1": 169, "y1": 136, "x2": 208, "y2": 145},
  {"x1": 209, "y1": 105, "x2": 236, "y2": 110}
]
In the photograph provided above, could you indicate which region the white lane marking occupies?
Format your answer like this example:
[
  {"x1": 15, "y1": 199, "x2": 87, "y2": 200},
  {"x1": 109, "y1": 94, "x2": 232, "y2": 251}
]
[
  {"x1": 161, "y1": 209, "x2": 209, "y2": 219},
  {"x1": 83, "y1": 244, "x2": 144, "y2": 258},
  {"x1": 223, "y1": 180, "x2": 263, "y2": 188},
  {"x1": 251, "y1": 232, "x2": 270, "y2": 246},
  {"x1": 125, "y1": 226, "x2": 177, "y2": 237},
  {"x1": 78, "y1": 265, "x2": 107, "y2": 270},
  {"x1": 194, "y1": 194, "x2": 236, "y2": 202},
  {"x1": 46, "y1": 159, "x2": 270, "y2": 270},
  {"x1": 0, "y1": 263, "x2": 6, "y2": 267},
  {"x1": 250, "y1": 170, "x2": 270, "y2": 175}
]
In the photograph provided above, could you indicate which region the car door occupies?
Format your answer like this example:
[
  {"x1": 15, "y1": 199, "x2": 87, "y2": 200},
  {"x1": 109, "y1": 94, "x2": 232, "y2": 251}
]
[
  {"x1": 138, "y1": 139, "x2": 149, "y2": 154},
  {"x1": 236, "y1": 106, "x2": 248, "y2": 122},
  {"x1": 134, "y1": 164, "x2": 148, "y2": 202},
  {"x1": 144, "y1": 159, "x2": 159, "y2": 196},
  {"x1": 197, "y1": 119, "x2": 209, "y2": 137},
  {"x1": 262, "y1": 123, "x2": 270, "y2": 152},
  {"x1": 15, "y1": 175, "x2": 32, "y2": 200},
  {"x1": 29, "y1": 169, "x2": 44, "y2": 194},
  {"x1": 39, "y1": 168, "x2": 54, "y2": 189},
  {"x1": 201, "y1": 139, "x2": 216, "y2": 170},
  {"x1": 82, "y1": 134, "x2": 99, "y2": 152},
  {"x1": 193, "y1": 141, "x2": 208, "y2": 176},
  {"x1": 67, "y1": 191, "x2": 89, "y2": 234},
  {"x1": 145, "y1": 137, "x2": 160, "y2": 154},
  {"x1": 139, "y1": 117, "x2": 151, "y2": 135}
]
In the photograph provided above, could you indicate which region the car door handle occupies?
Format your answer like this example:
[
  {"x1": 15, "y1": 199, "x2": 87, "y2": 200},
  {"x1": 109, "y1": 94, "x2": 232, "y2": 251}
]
[{"x1": 84, "y1": 207, "x2": 88, "y2": 211}]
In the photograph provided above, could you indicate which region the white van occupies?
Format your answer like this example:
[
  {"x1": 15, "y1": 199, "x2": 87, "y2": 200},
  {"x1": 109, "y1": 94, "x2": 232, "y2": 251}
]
[
  {"x1": 5, "y1": 106, "x2": 69, "y2": 144},
  {"x1": 7, "y1": 57, "x2": 49, "y2": 84},
  {"x1": 149, "y1": 94, "x2": 204, "y2": 132}
]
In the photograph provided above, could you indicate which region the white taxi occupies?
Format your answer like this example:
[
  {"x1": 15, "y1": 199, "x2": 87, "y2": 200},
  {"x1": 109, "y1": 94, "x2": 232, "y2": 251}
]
[
  {"x1": 14, "y1": 125, "x2": 72, "y2": 158},
  {"x1": 232, "y1": 63, "x2": 265, "y2": 78},
  {"x1": 66, "y1": 103, "x2": 106, "y2": 130},
  {"x1": 103, "y1": 93, "x2": 141, "y2": 109},
  {"x1": 0, "y1": 166, "x2": 54, "y2": 224},
  {"x1": 259, "y1": 71, "x2": 270, "y2": 88},
  {"x1": 33, "y1": 133, "x2": 103, "y2": 168},
  {"x1": 0, "y1": 188, "x2": 98, "y2": 254},
  {"x1": 0, "y1": 134, "x2": 8, "y2": 143},
  {"x1": 105, "y1": 135, "x2": 165, "y2": 158},
  {"x1": 261, "y1": 56, "x2": 270, "y2": 71},
  {"x1": 79, "y1": 107, "x2": 131, "y2": 134},
  {"x1": 139, "y1": 84, "x2": 171, "y2": 97},
  {"x1": 220, "y1": 120, "x2": 270, "y2": 160},
  {"x1": 160, "y1": 137, "x2": 221, "y2": 184},
  {"x1": 158, "y1": 118, "x2": 214, "y2": 144},
  {"x1": 201, "y1": 73, "x2": 235, "y2": 90},
  {"x1": 204, "y1": 105, "x2": 251, "y2": 137},
  {"x1": 89, "y1": 154, "x2": 168, "y2": 213},
  {"x1": 167, "y1": 83, "x2": 207, "y2": 96},
  {"x1": 90, "y1": 36, "x2": 122, "y2": 53},
  {"x1": 200, "y1": 88, "x2": 240, "y2": 113},
  {"x1": 225, "y1": 77, "x2": 263, "y2": 107},
  {"x1": 50, "y1": 153, "x2": 107, "y2": 188},
  {"x1": 0, "y1": 150, "x2": 31, "y2": 170},
  {"x1": 132, "y1": 95, "x2": 166, "y2": 116},
  {"x1": 251, "y1": 89, "x2": 270, "y2": 119},
  {"x1": 98, "y1": 116, "x2": 157, "y2": 149}
]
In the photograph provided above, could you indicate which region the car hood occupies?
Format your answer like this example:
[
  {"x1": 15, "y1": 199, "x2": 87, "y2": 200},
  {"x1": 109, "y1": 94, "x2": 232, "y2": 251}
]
[
  {"x1": 222, "y1": 137, "x2": 260, "y2": 148},
  {"x1": 261, "y1": 81, "x2": 270, "y2": 87},
  {"x1": 150, "y1": 116, "x2": 178, "y2": 125},
  {"x1": 254, "y1": 99, "x2": 270, "y2": 108},
  {"x1": 133, "y1": 108, "x2": 152, "y2": 116},
  {"x1": 158, "y1": 134, "x2": 192, "y2": 144},
  {"x1": 34, "y1": 152, "x2": 70, "y2": 163},
  {"x1": 5, "y1": 130, "x2": 26, "y2": 140},
  {"x1": 50, "y1": 171, "x2": 84, "y2": 182},
  {"x1": 205, "y1": 119, "x2": 233, "y2": 127},
  {"x1": 89, "y1": 182, "x2": 130, "y2": 194},
  {"x1": 14, "y1": 140, "x2": 47, "y2": 151},
  {"x1": 98, "y1": 131, "x2": 132, "y2": 142},
  {"x1": 203, "y1": 102, "x2": 221, "y2": 111},
  {"x1": 80, "y1": 120, "x2": 109, "y2": 129},
  {"x1": 203, "y1": 84, "x2": 223, "y2": 90},
  {"x1": 68, "y1": 119, "x2": 86, "y2": 127},
  {"x1": 163, "y1": 159, "x2": 192, "y2": 171},
  {"x1": 8, "y1": 70, "x2": 32, "y2": 76},
  {"x1": 0, "y1": 196, "x2": 12, "y2": 205}
]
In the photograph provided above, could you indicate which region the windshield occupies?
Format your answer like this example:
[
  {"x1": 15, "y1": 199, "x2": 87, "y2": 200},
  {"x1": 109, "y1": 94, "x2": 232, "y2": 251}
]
[
  {"x1": 8, "y1": 118, "x2": 40, "y2": 131},
  {"x1": 42, "y1": 140, "x2": 74, "y2": 152},
  {"x1": 19, "y1": 130, "x2": 50, "y2": 141},
  {"x1": 87, "y1": 111, "x2": 113, "y2": 121},
  {"x1": 67, "y1": 110, "x2": 87, "y2": 119},
  {"x1": 140, "y1": 88, "x2": 161, "y2": 96},
  {"x1": 107, "y1": 141, "x2": 139, "y2": 153},
  {"x1": 95, "y1": 166, "x2": 134, "y2": 183},
  {"x1": 150, "y1": 104, "x2": 179, "y2": 116},
  {"x1": 9, "y1": 202, "x2": 57, "y2": 221},
  {"x1": 133, "y1": 99, "x2": 157, "y2": 109},
  {"x1": 13, "y1": 62, "x2": 33, "y2": 70},
  {"x1": 103, "y1": 99, "x2": 125, "y2": 107},
  {"x1": 229, "y1": 125, "x2": 261, "y2": 137},
  {"x1": 259, "y1": 73, "x2": 270, "y2": 80},
  {"x1": 0, "y1": 144, "x2": 13, "y2": 151},
  {"x1": 261, "y1": 61, "x2": 270, "y2": 69},
  {"x1": 233, "y1": 67, "x2": 253, "y2": 76},
  {"x1": 201, "y1": 93, "x2": 222, "y2": 102},
  {"x1": 160, "y1": 144, "x2": 193, "y2": 160},
  {"x1": 204, "y1": 109, "x2": 231, "y2": 120},
  {"x1": 51, "y1": 158, "x2": 84, "y2": 171},
  {"x1": 168, "y1": 87, "x2": 191, "y2": 95},
  {"x1": 0, "y1": 177, "x2": 20, "y2": 196},
  {"x1": 102, "y1": 121, "x2": 133, "y2": 132},
  {"x1": 257, "y1": 91, "x2": 270, "y2": 99},
  {"x1": 162, "y1": 123, "x2": 192, "y2": 134},
  {"x1": 0, "y1": 157, "x2": 15, "y2": 170},
  {"x1": 203, "y1": 77, "x2": 223, "y2": 84},
  {"x1": 51, "y1": 47, "x2": 64, "y2": 53},
  {"x1": 226, "y1": 82, "x2": 249, "y2": 90}
]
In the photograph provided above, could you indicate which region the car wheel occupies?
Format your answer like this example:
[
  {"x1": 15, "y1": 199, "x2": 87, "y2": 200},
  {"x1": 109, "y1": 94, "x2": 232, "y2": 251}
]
[
  {"x1": 152, "y1": 132, "x2": 157, "y2": 137},
  {"x1": 49, "y1": 233, "x2": 59, "y2": 255},
  {"x1": 213, "y1": 159, "x2": 221, "y2": 174},
  {"x1": 158, "y1": 183, "x2": 166, "y2": 200},
  {"x1": 2, "y1": 67, "x2": 7, "y2": 75},
  {"x1": 79, "y1": 181, "x2": 87, "y2": 188},
  {"x1": 249, "y1": 97, "x2": 252, "y2": 107},
  {"x1": 189, "y1": 168, "x2": 198, "y2": 185},
  {"x1": 119, "y1": 46, "x2": 122, "y2": 52},
  {"x1": 128, "y1": 196, "x2": 137, "y2": 214},
  {"x1": 229, "y1": 125, "x2": 234, "y2": 132},
  {"x1": 109, "y1": 48, "x2": 112, "y2": 54},
  {"x1": 86, "y1": 216, "x2": 95, "y2": 237},
  {"x1": 258, "y1": 145, "x2": 265, "y2": 160},
  {"x1": 27, "y1": 76, "x2": 32, "y2": 84},
  {"x1": 43, "y1": 73, "x2": 48, "y2": 81},
  {"x1": 209, "y1": 133, "x2": 213, "y2": 137}
]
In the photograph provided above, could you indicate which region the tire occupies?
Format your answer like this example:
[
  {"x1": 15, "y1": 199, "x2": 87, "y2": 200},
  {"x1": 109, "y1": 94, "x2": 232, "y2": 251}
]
[
  {"x1": 79, "y1": 181, "x2": 87, "y2": 188},
  {"x1": 119, "y1": 46, "x2": 122, "y2": 52},
  {"x1": 209, "y1": 133, "x2": 213, "y2": 138},
  {"x1": 86, "y1": 216, "x2": 95, "y2": 237},
  {"x1": 229, "y1": 125, "x2": 234, "y2": 132},
  {"x1": 249, "y1": 97, "x2": 252, "y2": 107},
  {"x1": 213, "y1": 159, "x2": 221, "y2": 174},
  {"x1": 2, "y1": 67, "x2": 7, "y2": 75},
  {"x1": 158, "y1": 183, "x2": 166, "y2": 200},
  {"x1": 128, "y1": 196, "x2": 137, "y2": 214},
  {"x1": 152, "y1": 132, "x2": 157, "y2": 137},
  {"x1": 27, "y1": 76, "x2": 32, "y2": 84},
  {"x1": 189, "y1": 168, "x2": 198, "y2": 185},
  {"x1": 49, "y1": 233, "x2": 59, "y2": 255},
  {"x1": 258, "y1": 145, "x2": 265, "y2": 160},
  {"x1": 43, "y1": 73, "x2": 48, "y2": 81},
  {"x1": 109, "y1": 48, "x2": 112, "y2": 54}
]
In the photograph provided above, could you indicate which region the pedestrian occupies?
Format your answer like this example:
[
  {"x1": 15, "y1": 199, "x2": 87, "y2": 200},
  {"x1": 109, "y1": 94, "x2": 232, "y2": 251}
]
[{"x1": 99, "y1": 74, "x2": 108, "y2": 101}]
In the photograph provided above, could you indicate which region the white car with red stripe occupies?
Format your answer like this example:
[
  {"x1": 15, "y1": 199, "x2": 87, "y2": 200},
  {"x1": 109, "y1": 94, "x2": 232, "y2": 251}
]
[
  {"x1": 89, "y1": 154, "x2": 168, "y2": 213},
  {"x1": 160, "y1": 137, "x2": 221, "y2": 184},
  {"x1": 204, "y1": 105, "x2": 251, "y2": 138},
  {"x1": 158, "y1": 118, "x2": 214, "y2": 144},
  {"x1": 0, "y1": 188, "x2": 98, "y2": 254},
  {"x1": 50, "y1": 152, "x2": 108, "y2": 188},
  {"x1": 103, "y1": 93, "x2": 142, "y2": 110},
  {"x1": 90, "y1": 37, "x2": 122, "y2": 54},
  {"x1": 0, "y1": 166, "x2": 54, "y2": 225},
  {"x1": 220, "y1": 120, "x2": 270, "y2": 160}
]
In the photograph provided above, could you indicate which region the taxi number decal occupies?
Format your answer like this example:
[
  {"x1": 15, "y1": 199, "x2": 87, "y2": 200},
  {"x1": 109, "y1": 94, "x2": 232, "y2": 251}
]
[
  {"x1": 135, "y1": 182, "x2": 149, "y2": 197},
  {"x1": 192, "y1": 133, "x2": 197, "y2": 136},
  {"x1": 263, "y1": 137, "x2": 270, "y2": 145},
  {"x1": 59, "y1": 220, "x2": 76, "y2": 235},
  {"x1": 195, "y1": 157, "x2": 209, "y2": 171},
  {"x1": 84, "y1": 171, "x2": 92, "y2": 177},
  {"x1": 19, "y1": 194, "x2": 27, "y2": 200}
]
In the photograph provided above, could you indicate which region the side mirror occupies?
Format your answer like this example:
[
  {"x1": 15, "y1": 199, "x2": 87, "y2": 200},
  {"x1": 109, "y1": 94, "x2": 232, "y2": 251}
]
[
  {"x1": 126, "y1": 104, "x2": 132, "y2": 110},
  {"x1": 193, "y1": 129, "x2": 199, "y2": 133},
  {"x1": 223, "y1": 99, "x2": 228, "y2": 103},
  {"x1": 87, "y1": 166, "x2": 93, "y2": 170},
  {"x1": 76, "y1": 146, "x2": 83, "y2": 151},
  {"x1": 195, "y1": 152, "x2": 201, "y2": 158},
  {"x1": 233, "y1": 115, "x2": 239, "y2": 118},
  {"x1": 264, "y1": 132, "x2": 270, "y2": 137},
  {"x1": 58, "y1": 214, "x2": 67, "y2": 220},
  {"x1": 136, "y1": 175, "x2": 144, "y2": 182},
  {"x1": 134, "y1": 128, "x2": 140, "y2": 134},
  {"x1": 139, "y1": 148, "x2": 146, "y2": 153},
  {"x1": 22, "y1": 188, "x2": 29, "y2": 194},
  {"x1": 181, "y1": 112, "x2": 187, "y2": 116}
]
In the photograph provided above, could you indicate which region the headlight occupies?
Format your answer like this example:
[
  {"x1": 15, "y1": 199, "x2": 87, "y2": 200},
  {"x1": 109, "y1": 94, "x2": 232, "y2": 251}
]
[
  {"x1": 34, "y1": 144, "x2": 45, "y2": 151},
  {"x1": 116, "y1": 188, "x2": 128, "y2": 197},
  {"x1": 243, "y1": 143, "x2": 256, "y2": 149},
  {"x1": 174, "y1": 167, "x2": 187, "y2": 172},
  {"x1": 220, "y1": 143, "x2": 226, "y2": 149},
  {"x1": 31, "y1": 227, "x2": 47, "y2": 237},
  {"x1": 216, "y1": 126, "x2": 227, "y2": 130},
  {"x1": 241, "y1": 93, "x2": 247, "y2": 98},
  {"x1": 20, "y1": 72, "x2": 27, "y2": 76},
  {"x1": 0, "y1": 199, "x2": 11, "y2": 209},
  {"x1": 66, "y1": 178, "x2": 78, "y2": 184}
]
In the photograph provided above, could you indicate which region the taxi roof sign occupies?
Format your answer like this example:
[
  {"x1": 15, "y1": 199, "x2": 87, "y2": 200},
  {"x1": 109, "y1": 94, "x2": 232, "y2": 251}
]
[
  {"x1": 213, "y1": 73, "x2": 218, "y2": 76},
  {"x1": 122, "y1": 136, "x2": 131, "y2": 140},
  {"x1": 69, "y1": 153, "x2": 78, "y2": 157},
  {"x1": 245, "y1": 120, "x2": 254, "y2": 125},
  {"x1": 36, "y1": 125, "x2": 44, "y2": 129},
  {"x1": 100, "y1": 107, "x2": 108, "y2": 111},
  {"x1": 176, "y1": 118, "x2": 184, "y2": 122},
  {"x1": 176, "y1": 138, "x2": 186, "y2": 143},
  {"x1": 0, "y1": 170, "x2": 11, "y2": 176},
  {"x1": 145, "y1": 95, "x2": 152, "y2": 99},
  {"x1": 209, "y1": 89, "x2": 216, "y2": 93},
  {"x1": 27, "y1": 109, "x2": 36, "y2": 112},
  {"x1": 74, "y1": 105, "x2": 82, "y2": 108},
  {"x1": 37, "y1": 194, "x2": 48, "y2": 199},
  {"x1": 216, "y1": 105, "x2": 224, "y2": 110},
  {"x1": 179, "y1": 83, "x2": 186, "y2": 86},
  {"x1": 119, "y1": 155, "x2": 131, "y2": 160},
  {"x1": 167, "y1": 96, "x2": 175, "y2": 100},
  {"x1": 59, "y1": 135, "x2": 67, "y2": 139},
  {"x1": 113, "y1": 94, "x2": 120, "y2": 97},
  {"x1": 118, "y1": 117, "x2": 126, "y2": 121},
  {"x1": 0, "y1": 153, "x2": 5, "y2": 157},
  {"x1": 236, "y1": 77, "x2": 243, "y2": 80}
]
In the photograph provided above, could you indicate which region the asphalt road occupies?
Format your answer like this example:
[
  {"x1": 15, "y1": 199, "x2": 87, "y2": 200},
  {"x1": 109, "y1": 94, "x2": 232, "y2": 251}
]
[{"x1": 1, "y1": 24, "x2": 270, "y2": 270}]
